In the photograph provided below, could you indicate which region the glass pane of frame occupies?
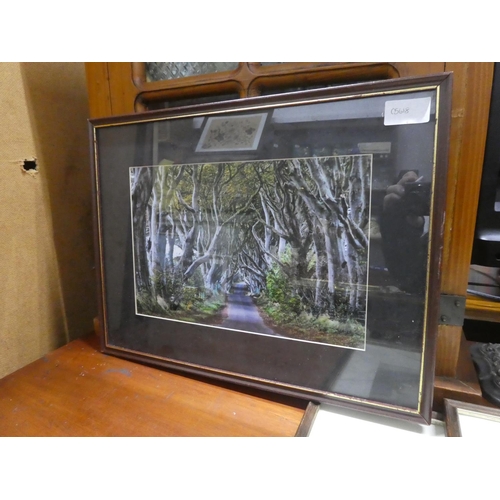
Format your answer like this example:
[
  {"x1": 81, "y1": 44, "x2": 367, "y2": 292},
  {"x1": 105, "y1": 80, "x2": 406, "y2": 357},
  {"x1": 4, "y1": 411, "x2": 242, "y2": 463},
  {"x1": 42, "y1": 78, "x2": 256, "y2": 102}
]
[{"x1": 90, "y1": 73, "x2": 452, "y2": 424}]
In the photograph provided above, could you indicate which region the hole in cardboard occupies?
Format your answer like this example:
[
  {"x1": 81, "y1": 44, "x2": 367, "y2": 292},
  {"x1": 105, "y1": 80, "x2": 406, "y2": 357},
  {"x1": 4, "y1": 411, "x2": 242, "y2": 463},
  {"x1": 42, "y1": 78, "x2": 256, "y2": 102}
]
[{"x1": 23, "y1": 159, "x2": 37, "y2": 172}]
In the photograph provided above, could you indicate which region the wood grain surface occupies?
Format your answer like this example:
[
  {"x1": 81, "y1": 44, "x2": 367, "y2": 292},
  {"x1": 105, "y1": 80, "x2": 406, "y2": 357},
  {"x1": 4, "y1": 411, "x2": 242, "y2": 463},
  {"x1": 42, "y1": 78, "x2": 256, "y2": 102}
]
[{"x1": 0, "y1": 334, "x2": 307, "y2": 436}]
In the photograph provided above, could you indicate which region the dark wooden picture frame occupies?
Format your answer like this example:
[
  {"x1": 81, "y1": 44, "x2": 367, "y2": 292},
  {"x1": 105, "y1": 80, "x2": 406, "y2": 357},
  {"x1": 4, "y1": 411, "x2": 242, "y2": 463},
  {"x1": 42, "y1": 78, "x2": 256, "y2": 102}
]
[
  {"x1": 90, "y1": 73, "x2": 452, "y2": 424},
  {"x1": 444, "y1": 398, "x2": 500, "y2": 436}
]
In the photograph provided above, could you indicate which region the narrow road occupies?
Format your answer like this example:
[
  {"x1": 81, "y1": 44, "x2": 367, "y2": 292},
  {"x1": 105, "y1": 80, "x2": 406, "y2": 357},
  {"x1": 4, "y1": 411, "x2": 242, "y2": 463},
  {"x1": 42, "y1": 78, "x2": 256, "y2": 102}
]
[{"x1": 220, "y1": 283, "x2": 277, "y2": 335}]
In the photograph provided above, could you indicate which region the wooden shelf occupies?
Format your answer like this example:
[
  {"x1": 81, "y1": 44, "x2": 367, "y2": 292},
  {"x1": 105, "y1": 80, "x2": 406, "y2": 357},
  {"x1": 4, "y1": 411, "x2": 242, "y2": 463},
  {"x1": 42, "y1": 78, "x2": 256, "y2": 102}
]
[{"x1": 433, "y1": 337, "x2": 499, "y2": 414}]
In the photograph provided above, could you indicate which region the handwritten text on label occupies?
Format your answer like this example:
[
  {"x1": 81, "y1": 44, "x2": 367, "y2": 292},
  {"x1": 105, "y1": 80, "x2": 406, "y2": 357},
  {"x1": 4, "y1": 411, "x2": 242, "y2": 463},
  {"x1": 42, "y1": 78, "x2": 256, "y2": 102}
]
[{"x1": 384, "y1": 97, "x2": 431, "y2": 126}]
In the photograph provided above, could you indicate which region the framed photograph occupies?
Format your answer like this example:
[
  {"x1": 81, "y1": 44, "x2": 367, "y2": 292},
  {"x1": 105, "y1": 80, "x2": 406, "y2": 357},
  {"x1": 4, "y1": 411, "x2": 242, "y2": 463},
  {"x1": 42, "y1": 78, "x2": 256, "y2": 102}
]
[
  {"x1": 444, "y1": 399, "x2": 500, "y2": 437},
  {"x1": 195, "y1": 113, "x2": 268, "y2": 152},
  {"x1": 90, "y1": 73, "x2": 452, "y2": 424}
]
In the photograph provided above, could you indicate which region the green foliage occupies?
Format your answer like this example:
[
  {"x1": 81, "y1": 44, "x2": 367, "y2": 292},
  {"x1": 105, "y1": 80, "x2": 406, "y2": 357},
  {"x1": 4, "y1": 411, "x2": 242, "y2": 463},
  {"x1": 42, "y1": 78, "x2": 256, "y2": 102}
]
[
  {"x1": 329, "y1": 291, "x2": 351, "y2": 320},
  {"x1": 182, "y1": 286, "x2": 202, "y2": 309},
  {"x1": 197, "y1": 295, "x2": 226, "y2": 315},
  {"x1": 136, "y1": 291, "x2": 170, "y2": 316},
  {"x1": 312, "y1": 314, "x2": 364, "y2": 338},
  {"x1": 259, "y1": 301, "x2": 365, "y2": 348},
  {"x1": 136, "y1": 268, "x2": 225, "y2": 323},
  {"x1": 174, "y1": 293, "x2": 226, "y2": 324},
  {"x1": 186, "y1": 267, "x2": 205, "y2": 290},
  {"x1": 265, "y1": 265, "x2": 301, "y2": 316},
  {"x1": 258, "y1": 266, "x2": 365, "y2": 348},
  {"x1": 153, "y1": 270, "x2": 183, "y2": 306}
]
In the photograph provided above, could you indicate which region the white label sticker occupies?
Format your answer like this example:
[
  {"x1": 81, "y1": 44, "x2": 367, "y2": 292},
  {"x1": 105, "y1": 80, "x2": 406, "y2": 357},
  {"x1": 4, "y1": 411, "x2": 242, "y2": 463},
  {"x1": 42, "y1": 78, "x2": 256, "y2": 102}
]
[{"x1": 384, "y1": 97, "x2": 431, "y2": 126}]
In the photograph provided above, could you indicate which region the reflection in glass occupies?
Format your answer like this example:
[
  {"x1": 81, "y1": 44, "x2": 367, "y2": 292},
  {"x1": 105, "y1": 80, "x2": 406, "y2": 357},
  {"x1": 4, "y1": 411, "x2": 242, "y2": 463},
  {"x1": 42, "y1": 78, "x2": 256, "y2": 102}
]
[{"x1": 146, "y1": 62, "x2": 239, "y2": 82}]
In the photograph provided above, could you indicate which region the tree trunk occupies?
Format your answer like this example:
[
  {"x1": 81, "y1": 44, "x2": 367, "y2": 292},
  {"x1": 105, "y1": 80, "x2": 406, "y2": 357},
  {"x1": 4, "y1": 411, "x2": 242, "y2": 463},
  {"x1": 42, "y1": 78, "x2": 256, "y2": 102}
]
[{"x1": 131, "y1": 167, "x2": 157, "y2": 293}]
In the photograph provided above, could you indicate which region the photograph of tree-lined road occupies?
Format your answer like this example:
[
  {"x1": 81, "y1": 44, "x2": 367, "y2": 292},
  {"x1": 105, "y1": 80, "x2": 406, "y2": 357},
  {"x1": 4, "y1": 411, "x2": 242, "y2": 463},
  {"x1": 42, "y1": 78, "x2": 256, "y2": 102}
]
[{"x1": 130, "y1": 154, "x2": 371, "y2": 348}]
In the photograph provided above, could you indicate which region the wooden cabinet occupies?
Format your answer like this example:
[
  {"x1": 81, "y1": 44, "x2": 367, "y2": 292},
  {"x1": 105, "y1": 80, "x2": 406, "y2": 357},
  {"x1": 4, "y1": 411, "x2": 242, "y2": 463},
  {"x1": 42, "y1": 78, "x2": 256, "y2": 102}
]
[{"x1": 85, "y1": 62, "x2": 496, "y2": 413}]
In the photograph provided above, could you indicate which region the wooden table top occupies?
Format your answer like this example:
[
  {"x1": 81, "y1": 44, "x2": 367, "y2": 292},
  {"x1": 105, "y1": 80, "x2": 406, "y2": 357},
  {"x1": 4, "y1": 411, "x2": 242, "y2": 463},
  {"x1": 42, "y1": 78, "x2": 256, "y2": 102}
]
[{"x1": 0, "y1": 334, "x2": 308, "y2": 436}]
